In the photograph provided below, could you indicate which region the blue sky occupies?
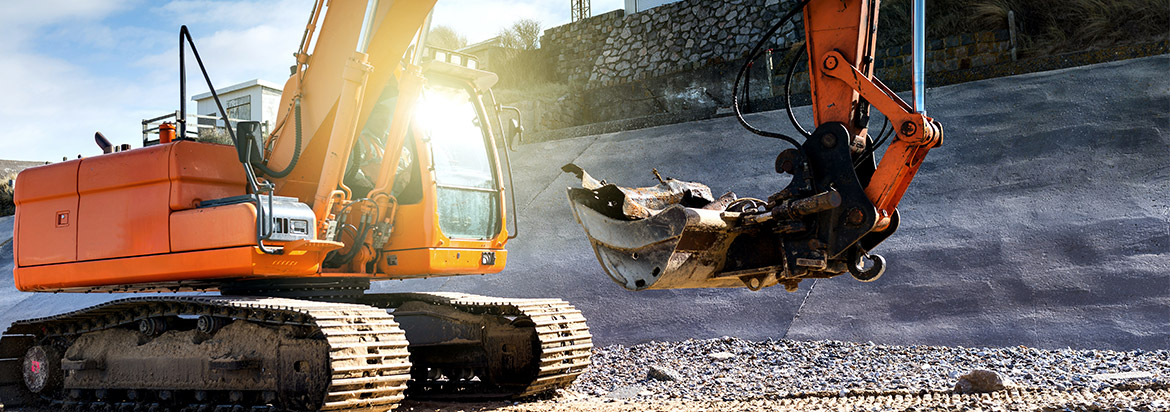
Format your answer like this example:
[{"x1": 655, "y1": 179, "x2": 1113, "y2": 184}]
[{"x1": 0, "y1": 0, "x2": 623, "y2": 161}]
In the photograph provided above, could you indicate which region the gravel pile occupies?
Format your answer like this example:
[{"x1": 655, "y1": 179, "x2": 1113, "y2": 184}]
[{"x1": 570, "y1": 337, "x2": 1170, "y2": 401}]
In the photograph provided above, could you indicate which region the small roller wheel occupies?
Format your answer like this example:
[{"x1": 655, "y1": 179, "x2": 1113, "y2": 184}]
[
  {"x1": 139, "y1": 318, "x2": 168, "y2": 336},
  {"x1": 196, "y1": 315, "x2": 227, "y2": 334},
  {"x1": 23, "y1": 345, "x2": 63, "y2": 393}
]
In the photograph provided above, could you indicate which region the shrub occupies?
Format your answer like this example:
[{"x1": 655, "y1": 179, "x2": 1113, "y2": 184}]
[
  {"x1": 878, "y1": 0, "x2": 1169, "y2": 55},
  {"x1": 1, "y1": 172, "x2": 17, "y2": 216}
]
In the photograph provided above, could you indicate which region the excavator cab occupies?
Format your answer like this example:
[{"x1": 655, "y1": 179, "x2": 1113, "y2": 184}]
[{"x1": 372, "y1": 55, "x2": 516, "y2": 278}]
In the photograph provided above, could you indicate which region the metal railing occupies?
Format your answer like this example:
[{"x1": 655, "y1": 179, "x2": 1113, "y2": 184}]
[{"x1": 141, "y1": 111, "x2": 268, "y2": 146}]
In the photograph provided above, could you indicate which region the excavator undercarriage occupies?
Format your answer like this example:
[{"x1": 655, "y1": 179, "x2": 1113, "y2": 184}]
[{"x1": 0, "y1": 293, "x2": 590, "y2": 411}]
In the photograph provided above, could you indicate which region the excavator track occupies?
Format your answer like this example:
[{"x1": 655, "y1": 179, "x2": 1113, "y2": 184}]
[
  {"x1": 0, "y1": 293, "x2": 591, "y2": 410},
  {"x1": 362, "y1": 293, "x2": 592, "y2": 400},
  {"x1": 0, "y1": 296, "x2": 411, "y2": 411}
]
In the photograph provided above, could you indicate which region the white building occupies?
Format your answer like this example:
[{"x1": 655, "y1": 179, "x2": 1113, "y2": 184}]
[{"x1": 192, "y1": 79, "x2": 284, "y2": 127}]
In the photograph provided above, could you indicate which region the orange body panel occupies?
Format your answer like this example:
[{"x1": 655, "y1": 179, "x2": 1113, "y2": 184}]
[
  {"x1": 13, "y1": 246, "x2": 330, "y2": 293},
  {"x1": 378, "y1": 248, "x2": 506, "y2": 278},
  {"x1": 77, "y1": 144, "x2": 172, "y2": 260},
  {"x1": 170, "y1": 202, "x2": 258, "y2": 252},
  {"x1": 13, "y1": 141, "x2": 253, "y2": 290},
  {"x1": 13, "y1": 159, "x2": 81, "y2": 266},
  {"x1": 168, "y1": 141, "x2": 246, "y2": 210}
]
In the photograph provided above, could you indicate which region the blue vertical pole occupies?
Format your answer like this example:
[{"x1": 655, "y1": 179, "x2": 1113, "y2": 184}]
[{"x1": 912, "y1": 0, "x2": 926, "y2": 114}]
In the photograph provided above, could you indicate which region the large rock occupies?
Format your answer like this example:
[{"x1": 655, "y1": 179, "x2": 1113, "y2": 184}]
[
  {"x1": 647, "y1": 365, "x2": 684, "y2": 381},
  {"x1": 954, "y1": 369, "x2": 1012, "y2": 393}
]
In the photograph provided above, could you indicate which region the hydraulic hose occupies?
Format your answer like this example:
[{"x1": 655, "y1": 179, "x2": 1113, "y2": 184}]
[
  {"x1": 784, "y1": 42, "x2": 811, "y2": 139},
  {"x1": 255, "y1": 99, "x2": 302, "y2": 178},
  {"x1": 731, "y1": 0, "x2": 811, "y2": 148}
]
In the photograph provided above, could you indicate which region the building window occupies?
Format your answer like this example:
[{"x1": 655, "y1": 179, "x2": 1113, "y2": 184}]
[{"x1": 227, "y1": 95, "x2": 251, "y2": 121}]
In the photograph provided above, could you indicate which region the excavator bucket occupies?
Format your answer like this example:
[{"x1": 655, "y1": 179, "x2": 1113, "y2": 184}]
[{"x1": 563, "y1": 164, "x2": 784, "y2": 291}]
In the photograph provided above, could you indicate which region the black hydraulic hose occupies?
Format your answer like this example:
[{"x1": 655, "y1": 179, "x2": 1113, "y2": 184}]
[
  {"x1": 731, "y1": 0, "x2": 811, "y2": 148},
  {"x1": 254, "y1": 99, "x2": 302, "y2": 178},
  {"x1": 785, "y1": 42, "x2": 812, "y2": 139},
  {"x1": 854, "y1": 117, "x2": 894, "y2": 168}
]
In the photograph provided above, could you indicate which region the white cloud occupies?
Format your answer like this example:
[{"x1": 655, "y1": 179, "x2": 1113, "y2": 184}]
[
  {"x1": 154, "y1": 0, "x2": 309, "y2": 28},
  {"x1": 0, "y1": 51, "x2": 162, "y2": 161},
  {"x1": 0, "y1": 0, "x2": 128, "y2": 26},
  {"x1": 0, "y1": 0, "x2": 633, "y2": 161},
  {"x1": 135, "y1": 24, "x2": 303, "y2": 96},
  {"x1": 0, "y1": 0, "x2": 306, "y2": 161},
  {"x1": 0, "y1": 0, "x2": 131, "y2": 53},
  {"x1": 432, "y1": 0, "x2": 562, "y2": 43}
]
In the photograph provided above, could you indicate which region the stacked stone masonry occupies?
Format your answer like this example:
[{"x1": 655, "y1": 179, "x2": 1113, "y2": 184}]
[
  {"x1": 541, "y1": 0, "x2": 1013, "y2": 92},
  {"x1": 529, "y1": 1, "x2": 1015, "y2": 134},
  {"x1": 873, "y1": 30, "x2": 1012, "y2": 90},
  {"x1": 541, "y1": 0, "x2": 805, "y2": 90}
]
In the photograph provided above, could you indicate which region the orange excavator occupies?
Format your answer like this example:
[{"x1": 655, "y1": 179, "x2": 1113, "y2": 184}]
[
  {"x1": 4, "y1": 1, "x2": 590, "y2": 410},
  {"x1": 3, "y1": 0, "x2": 940, "y2": 410}
]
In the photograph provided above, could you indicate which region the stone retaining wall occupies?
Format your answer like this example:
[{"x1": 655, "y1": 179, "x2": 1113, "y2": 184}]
[
  {"x1": 541, "y1": 0, "x2": 804, "y2": 90},
  {"x1": 521, "y1": 1, "x2": 1163, "y2": 139}
]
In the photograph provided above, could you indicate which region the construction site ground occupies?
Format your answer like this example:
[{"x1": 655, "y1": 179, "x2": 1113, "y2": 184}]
[{"x1": 0, "y1": 55, "x2": 1167, "y2": 410}]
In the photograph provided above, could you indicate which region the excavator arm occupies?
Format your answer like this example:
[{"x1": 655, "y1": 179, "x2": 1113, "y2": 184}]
[{"x1": 567, "y1": 0, "x2": 943, "y2": 292}]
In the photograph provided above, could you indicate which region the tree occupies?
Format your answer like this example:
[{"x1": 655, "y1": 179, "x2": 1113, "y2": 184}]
[
  {"x1": 498, "y1": 19, "x2": 542, "y2": 50},
  {"x1": 427, "y1": 25, "x2": 467, "y2": 50}
]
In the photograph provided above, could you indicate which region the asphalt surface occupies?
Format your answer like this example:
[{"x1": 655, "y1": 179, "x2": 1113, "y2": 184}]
[{"x1": 0, "y1": 55, "x2": 1167, "y2": 351}]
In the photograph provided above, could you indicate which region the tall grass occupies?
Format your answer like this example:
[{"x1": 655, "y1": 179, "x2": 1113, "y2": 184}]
[{"x1": 879, "y1": 0, "x2": 1169, "y2": 54}]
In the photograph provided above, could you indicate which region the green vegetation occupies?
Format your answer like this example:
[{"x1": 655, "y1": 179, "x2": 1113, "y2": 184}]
[
  {"x1": 1, "y1": 172, "x2": 16, "y2": 216},
  {"x1": 498, "y1": 19, "x2": 542, "y2": 50},
  {"x1": 492, "y1": 19, "x2": 557, "y2": 93},
  {"x1": 428, "y1": 25, "x2": 468, "y2": 50},
  {"x1": 879, "y1": 0, "x2": 1169, "y2": 55}
]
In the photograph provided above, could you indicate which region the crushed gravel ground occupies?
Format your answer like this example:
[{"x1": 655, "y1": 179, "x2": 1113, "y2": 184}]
[
  {"x1": 573, "y1": 337, "x2": 1169, "y2": 399},
  {"x1": 402, "y1": 337, "x2": 1170, "y2": 411}
]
